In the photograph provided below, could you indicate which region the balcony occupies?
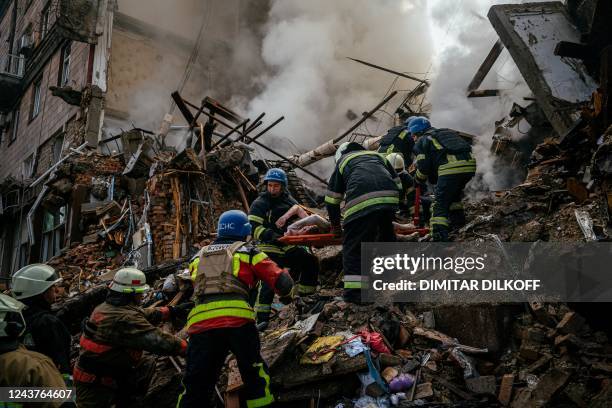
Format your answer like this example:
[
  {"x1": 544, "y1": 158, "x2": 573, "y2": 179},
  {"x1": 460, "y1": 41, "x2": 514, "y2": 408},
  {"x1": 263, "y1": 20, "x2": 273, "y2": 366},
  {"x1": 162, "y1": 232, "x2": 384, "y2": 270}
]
[{"x1": 0, "y1": 54, "x2": 24, "y2": 112}]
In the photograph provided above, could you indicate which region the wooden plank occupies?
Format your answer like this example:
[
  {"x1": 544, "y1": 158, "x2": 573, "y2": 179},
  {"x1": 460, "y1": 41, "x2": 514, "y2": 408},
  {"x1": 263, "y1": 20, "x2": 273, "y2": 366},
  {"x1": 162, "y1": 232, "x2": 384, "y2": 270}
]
[{"x1": 467, "y1": 40, "x2": 504, "y2": 93}]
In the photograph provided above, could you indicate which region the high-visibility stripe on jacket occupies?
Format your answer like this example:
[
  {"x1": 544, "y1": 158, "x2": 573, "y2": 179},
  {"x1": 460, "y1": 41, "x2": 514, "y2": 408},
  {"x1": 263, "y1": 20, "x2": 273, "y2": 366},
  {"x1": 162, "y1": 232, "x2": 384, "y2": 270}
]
[
  {"x1": 413, "y1": 128, "x2": 476, "y2": 184},
  {"x1": 326, "y1": 149, "x2": 400, "y2": 226},
  {"x1": 377, "y1": 125, "x2": 415, "y2": 162},
  {"x1": 187, "y1": 239, "x2": 294, "y2": 335},
  {"x1": 248, "y1": 191, "x2": 298, "y2": 244}
]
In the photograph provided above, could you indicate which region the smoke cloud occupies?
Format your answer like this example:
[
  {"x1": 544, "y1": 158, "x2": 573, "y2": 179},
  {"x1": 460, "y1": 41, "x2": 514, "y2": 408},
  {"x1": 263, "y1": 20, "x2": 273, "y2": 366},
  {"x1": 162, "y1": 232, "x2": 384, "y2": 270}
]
[
  {"x1": 235, "y1": 0, "x2": 433, "y2": 162},
  {"x1": 425, "y1": 0, "x2": 549, "y2": 192}
]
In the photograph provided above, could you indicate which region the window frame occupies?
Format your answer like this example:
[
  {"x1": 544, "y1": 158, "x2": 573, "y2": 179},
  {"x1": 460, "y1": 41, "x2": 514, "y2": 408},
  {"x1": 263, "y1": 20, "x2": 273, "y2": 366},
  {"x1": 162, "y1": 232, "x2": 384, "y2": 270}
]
[
  {"x1": 41, "y1": 206, "x2": 66, "y2": 261},
  {"x1": 58, "y1": 41, "x2": 71, "y2": 87},
  {"x1": 30, "y1": 77, "x2": 42, "y2": 120},
  {"x1": 40, "y1": 2, "x2": 51, "y2": 41}
]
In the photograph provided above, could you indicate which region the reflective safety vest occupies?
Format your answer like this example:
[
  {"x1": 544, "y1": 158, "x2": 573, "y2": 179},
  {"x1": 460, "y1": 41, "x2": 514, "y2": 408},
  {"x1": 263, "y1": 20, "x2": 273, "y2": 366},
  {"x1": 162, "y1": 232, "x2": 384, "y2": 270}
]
[
  {"x1": 187, "y1": 241, "x2": 257, "y2": 329},
  {"x1": 193, "y1": 241, "x2": 250, "y2": 298}
]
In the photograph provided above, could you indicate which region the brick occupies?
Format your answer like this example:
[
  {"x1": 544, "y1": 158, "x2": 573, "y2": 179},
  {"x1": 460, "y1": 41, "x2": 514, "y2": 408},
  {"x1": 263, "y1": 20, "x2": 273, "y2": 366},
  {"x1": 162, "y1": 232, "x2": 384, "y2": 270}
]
[
  {"x1": 465, "y1": 375, "x2": 496, "y2": 395},
  {"x1": 556, "y1": 312, "x2": 585, "y2": 335},
  {"x1": 498, "y1": 374, "x2": 514, "y2": 406},
  {"x1": 414, "y1": 382, "x2": 433, "y2": 399}
]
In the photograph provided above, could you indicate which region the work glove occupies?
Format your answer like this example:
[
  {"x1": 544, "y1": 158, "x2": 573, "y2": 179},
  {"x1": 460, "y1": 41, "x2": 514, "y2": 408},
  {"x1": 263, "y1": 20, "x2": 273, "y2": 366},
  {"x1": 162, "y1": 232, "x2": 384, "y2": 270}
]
[
  {"x1": 168, "y1": 302, "x2": 195, "y2": 320},
  {"x1": 330, "y1": 224, "x2": 343, "y2": 238}
]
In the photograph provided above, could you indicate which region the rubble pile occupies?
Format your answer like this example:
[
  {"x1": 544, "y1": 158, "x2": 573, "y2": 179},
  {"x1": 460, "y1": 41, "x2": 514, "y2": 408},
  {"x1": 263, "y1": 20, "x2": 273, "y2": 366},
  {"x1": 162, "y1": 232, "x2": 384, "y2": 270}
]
[
  {"x1": 458, "y1": 126, "x2": 612, "y2": 243},
  {"x1": 205, "y1": 293, "x2": 611, "y2": 407}
]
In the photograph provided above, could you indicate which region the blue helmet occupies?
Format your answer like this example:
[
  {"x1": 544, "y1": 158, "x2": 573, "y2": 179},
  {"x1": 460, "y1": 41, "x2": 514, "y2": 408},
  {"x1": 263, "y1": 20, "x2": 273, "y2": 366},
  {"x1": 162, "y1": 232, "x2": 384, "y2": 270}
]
[
  {"x1": 407, "y1": 116, "x2": 431, "y2": 135},
  {"x1": 264, "y1": 168, "x2": 287, "y2": 187},
  {"x1": 217, "y1": 210, "x2": 252, "y2": 239},
  {"x1": 404, "y1": 116, "x2": 415, "y2": 128}
]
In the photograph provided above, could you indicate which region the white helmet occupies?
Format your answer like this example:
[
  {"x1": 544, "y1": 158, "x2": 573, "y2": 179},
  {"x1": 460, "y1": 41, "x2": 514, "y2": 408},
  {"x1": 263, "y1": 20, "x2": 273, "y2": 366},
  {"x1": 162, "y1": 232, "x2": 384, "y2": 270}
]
[
  {"x1": 109, "y1": 268, "x2": 150, "y2": 294},
  {"x1": 387, "y1": 153, "x2": 405, "y2": 172},
  {"x1": 0, "y1": 293, "x2": 26, "y2": 338},
  {"x1": 11, "y1": 264, "x2": 62, "y2": 300},
  {"x1": 334, "y1": 141, "x2": 364, "y2": 163}
]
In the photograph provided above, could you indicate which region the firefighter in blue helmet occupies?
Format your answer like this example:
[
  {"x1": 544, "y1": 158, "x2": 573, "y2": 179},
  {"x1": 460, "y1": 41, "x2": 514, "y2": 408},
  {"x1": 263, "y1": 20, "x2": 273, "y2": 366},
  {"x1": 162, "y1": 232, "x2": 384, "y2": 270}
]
[
  {"x1": 410, "y1": 117, "x2": 476, "y2": 241},
  {"x1": 326, "y1": 142, "x2": 401, "y2": 303},
  {"x1": 248, "y1": 168, "x2": 320, "y2": 326},
  {"x1": 178, "y1": 210, "x2": 294, "y2": 407}
]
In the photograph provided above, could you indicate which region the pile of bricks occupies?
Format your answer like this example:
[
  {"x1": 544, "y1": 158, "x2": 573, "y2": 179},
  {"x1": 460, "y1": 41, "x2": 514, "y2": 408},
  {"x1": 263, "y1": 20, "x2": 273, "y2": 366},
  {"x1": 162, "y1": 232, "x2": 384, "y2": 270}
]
[
  {"x1": 72, "y1": 154, "x2": 124, "y2": 185},
  {"x1": 47, "y1": 240, "x2": 117, "y2": 294}
]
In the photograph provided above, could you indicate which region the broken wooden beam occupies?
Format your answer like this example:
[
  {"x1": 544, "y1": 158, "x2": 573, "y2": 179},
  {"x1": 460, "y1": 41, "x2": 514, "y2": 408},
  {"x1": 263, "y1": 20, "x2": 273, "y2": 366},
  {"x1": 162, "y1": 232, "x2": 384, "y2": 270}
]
[{"x1": 467, "y1": 40, "x2": 504, "y2": 94}]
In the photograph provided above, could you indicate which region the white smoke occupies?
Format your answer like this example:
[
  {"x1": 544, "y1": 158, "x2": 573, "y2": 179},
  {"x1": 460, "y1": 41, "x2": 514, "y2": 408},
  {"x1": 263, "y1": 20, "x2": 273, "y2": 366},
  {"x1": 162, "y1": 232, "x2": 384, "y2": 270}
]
[
  {"x1": 425, "y1": 0, "x2": 548, "y2": 192},
  {"x1": 235, "y1": 0, "x2": 434, "y2": 168}
]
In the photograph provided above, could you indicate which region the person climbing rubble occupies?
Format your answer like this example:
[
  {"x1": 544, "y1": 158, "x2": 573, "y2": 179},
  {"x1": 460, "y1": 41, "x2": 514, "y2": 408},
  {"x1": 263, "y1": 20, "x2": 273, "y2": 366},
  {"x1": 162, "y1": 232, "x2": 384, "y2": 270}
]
[
  {"x1": 248, "y1": 168, "x2": 320, "y2": 326},
  {"x1": 410, "y1": 117, "x2": 476, "y2": 241},
  {"x1": 177, "y1": 210, "x2": 294, "y2": 408},
  {"x1": 73, "y1": 267, "x2": 187, "y2": 408},
  {"x1": 378, "y1": 117, "x2": 417, "y2": 163},
  {"x1": 386, "y1": 152, "x2": 416, "y2": 219},
  {"x1": 0, "y1": 293, "x2": 70, "y2": 407},
  {"x1": 325, "y1": 142, "x2": 401, "y2": 303},
  {"x1": 11, "y1": 264, "x2": 72, "y2": 381}
]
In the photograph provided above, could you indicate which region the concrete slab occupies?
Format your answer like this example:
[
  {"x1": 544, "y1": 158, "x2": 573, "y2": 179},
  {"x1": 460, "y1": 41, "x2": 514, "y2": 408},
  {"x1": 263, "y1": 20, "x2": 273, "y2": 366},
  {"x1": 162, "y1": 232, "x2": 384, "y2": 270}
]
[{"x1": 488, "y1": 2, "x2": 598, "y2": 136}]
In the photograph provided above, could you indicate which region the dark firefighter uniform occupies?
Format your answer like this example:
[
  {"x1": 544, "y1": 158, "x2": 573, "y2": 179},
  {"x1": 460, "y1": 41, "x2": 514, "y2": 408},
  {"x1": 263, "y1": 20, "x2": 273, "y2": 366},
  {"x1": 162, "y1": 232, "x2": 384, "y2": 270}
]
[
  {"x1": 74, "y1": 297, "x2": 186, "y2": 407},
  {"x1": 378, "y1": 125, "x2": 415, "y2": 162},
  {"x1": 396, "y1": 169, "x2": 416, "y2": 216},
  {"x1": 325, "y1": 146, "x2": 401, "y2": 299},
  {"x1": 413, "y1": 128, "x2": 476, "y2": 241},
  {"x1": 1, "y1": 344, "x2": 67, "y2": 408},
  {"x1": 248, "y1": 191, "x2": 320, "y2": 322},
  {"x1": 178, "y1": 239, "x2": 294, "y2": 408},
  {"x1": 22, "y1": 296, "x2": 72, "y2": 376}
]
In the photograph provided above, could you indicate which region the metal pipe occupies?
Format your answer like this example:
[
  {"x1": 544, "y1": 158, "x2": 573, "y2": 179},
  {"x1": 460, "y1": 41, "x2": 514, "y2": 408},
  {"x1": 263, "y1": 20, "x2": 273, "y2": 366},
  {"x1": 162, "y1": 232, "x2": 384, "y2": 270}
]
[
  {"x1": 211, "y1": 118, "x2": 250, "y2": 149},
  {"x1": 246, "y1": 116, "x2": 285, "y2": 144},
  {"x1": 347, "y1": 57, "x2": 428, "y2": 85},
  {"x1": 30, "y1": 142, "x2": 88, "y2": 188},
  {"x1": 239, "y1": 133, "x2": 327, "y2": 184},
  {"x1": 332, "y1": 90, "x2": 398, "y2": 144}
]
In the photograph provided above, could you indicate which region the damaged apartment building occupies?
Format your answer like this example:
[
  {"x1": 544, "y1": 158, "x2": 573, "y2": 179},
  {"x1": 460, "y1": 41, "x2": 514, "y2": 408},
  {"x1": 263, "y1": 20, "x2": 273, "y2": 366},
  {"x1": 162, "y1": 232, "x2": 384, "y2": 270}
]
[{"x1": 0, "y1": 0, "x2": 267, "y2": 283}]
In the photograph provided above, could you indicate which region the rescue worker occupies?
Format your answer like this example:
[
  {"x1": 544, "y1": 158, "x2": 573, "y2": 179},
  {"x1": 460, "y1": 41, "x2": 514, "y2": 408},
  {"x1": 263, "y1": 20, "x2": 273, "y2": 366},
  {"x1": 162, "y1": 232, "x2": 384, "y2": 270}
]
[
  {"x1": 11, "y1": 264, "x2": 72, "y2": 378},
  {"x1": 378, "y1": 117, "x2": 416, "y2": 163},
  {"x1": 325, "y1": 142, "x2": 401, "y2": 303},
  {"x1": 386, "y1": 152, "x2": 415, "y2": 218},
  {"x1": 410, "y1": 116, "x2": 476, "y2": 241},
  {"x1": 248, "y1": 168, "x2": 320, "y2": 325},
  {"x1": 0, "y1": 293, "x2": 68, "y2": 408},
  {"x1": 74, "y1": 267, "x2": 187, "y2": 408},
  {"x1": 177, "y1": 210, "x2": 294, "y2": 408}
]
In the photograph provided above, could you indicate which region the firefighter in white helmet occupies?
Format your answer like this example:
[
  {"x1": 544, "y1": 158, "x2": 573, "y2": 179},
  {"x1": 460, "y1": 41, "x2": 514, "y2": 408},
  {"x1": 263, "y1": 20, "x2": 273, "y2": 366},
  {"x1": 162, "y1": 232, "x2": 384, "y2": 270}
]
[
  {"x1": 386, "y1": 152, "x2": 416, "y2": 219},
  {"x1": 11, "y1": 263, "x2": 72, "y2": 378},
  {"x1": 0, "y1": 293, "x2": 68, "y2": 403},
  {"x1": 74, "y1": 267, "x2": 187, "y2": 408}
]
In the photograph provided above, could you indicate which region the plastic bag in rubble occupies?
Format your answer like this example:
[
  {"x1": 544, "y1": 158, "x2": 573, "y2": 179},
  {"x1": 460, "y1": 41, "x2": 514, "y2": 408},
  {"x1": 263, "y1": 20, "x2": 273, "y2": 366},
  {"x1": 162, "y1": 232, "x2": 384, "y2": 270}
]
[
  {"x1": 344, "y1": 335, "x2": 368, "y2": 357},
  {"x1": 449, "y1": 348, "x2": 478, "y2": 379},
  {"x1": 354, "y1": 396, "x2": 390, "y2": 408},
  {"x1": 162, "y1": 274, "x2": 177, "y2": 294},
  {"x1": 286, "y1": 214, "x2": 331, "y2": 235}
]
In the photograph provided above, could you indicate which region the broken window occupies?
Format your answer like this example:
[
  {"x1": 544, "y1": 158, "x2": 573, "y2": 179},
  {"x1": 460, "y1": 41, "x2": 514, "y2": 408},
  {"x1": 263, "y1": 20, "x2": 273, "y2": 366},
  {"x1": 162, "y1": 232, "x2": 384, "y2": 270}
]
[
  {"x1": 41, "y1": 206, "x2": 65, "y2": 261},
  {"x1": 9, "y1": 109, "x2": 19, "y2": 143},
  {"x1": 20, "y1": 24, "x2": 33, "y2": 52},
  {"x1": 58, "y1": 41, "x2": 71, "y2": 87},
  {"x1": 22, "y1": 153, "x2": 34, "y2": 179},
  {"x1": 52, "y1": 131, "x2": 64, "y2": 162},
  {"x1": 40, "y1": 2, "x2": 51, "y2": 41},
  {"x1": 30, "y1": 78, "x2": 42, "y2": 119}
]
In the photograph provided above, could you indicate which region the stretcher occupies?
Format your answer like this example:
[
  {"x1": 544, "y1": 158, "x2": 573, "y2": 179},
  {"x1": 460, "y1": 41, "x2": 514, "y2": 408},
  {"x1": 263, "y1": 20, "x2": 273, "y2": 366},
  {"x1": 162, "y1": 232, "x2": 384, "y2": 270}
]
[
  {"x1": 278, "y1": 233, "x2": 342, "y2": 247},
  {"x1": 400, "y1": 185, "x2": 430, "y2": 236}
]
